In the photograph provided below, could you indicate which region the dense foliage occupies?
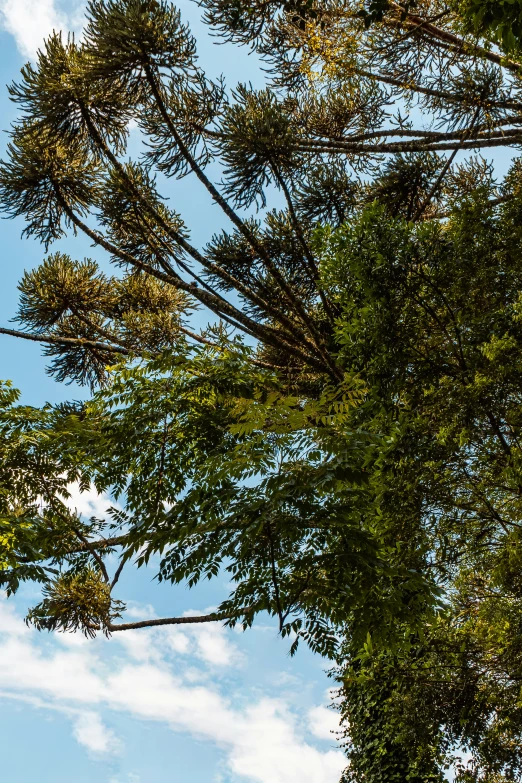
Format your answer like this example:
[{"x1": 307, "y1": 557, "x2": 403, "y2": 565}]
[
  {"x1": 4, "y1": 0, "x2": 522, "y2": 780},
  {"x1": 323, "y1": 187, "x2": 522, "y2": 781},
  {"x1": 454, "y1": 0, "x2": 522, "y2": 51}
]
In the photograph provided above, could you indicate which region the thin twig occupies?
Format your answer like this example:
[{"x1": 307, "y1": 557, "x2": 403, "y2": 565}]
[
  {"x1": 72, "y1": 527, "x2": 111, "y2": 584},
  {"x1": 110, "y1": 557, "x2": 127, "y2": 590}
]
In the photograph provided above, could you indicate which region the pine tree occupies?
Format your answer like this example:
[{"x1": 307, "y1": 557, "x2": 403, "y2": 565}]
[{"x1": 3, "y1": 1, "x2": 522, "y2": 386}]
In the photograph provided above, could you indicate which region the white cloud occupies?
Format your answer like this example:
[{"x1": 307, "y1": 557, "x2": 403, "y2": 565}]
[
  {"x1": 227, "y1": 699, "x2": 343, "y2": 783},
  {"x1": 0, "y1": 0, "x2": 84, "y2": 60},
  {"x1": 65, "y1": 481, "x2": 120, "y2": 520},
  {"x1": 72, "y1": 710, "x2": 121, "y2": 755},
  {"x1": 191, "y1": 624, "x2": 237, "y2": 667},
  {"x1": 308, "y1": 705, "x2": 341, "y2": 742},
  {"x1": 113, "y1": 605, "x2": 242, "y2": 669},
  {"x1": 0, "y1": 598, "x2": 345, "y2": 783},
  {"x1": 0, "y1": 690, "x2": 120, "y2": 757}
]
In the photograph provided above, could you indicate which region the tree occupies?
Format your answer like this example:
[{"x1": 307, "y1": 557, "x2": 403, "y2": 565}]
[
  {"x1": 5, "y1": 1, "x2": 522, "y2": 384},
  {"x1": 453, "y1": 0, "x2": 522, "y2": 52},
  {"x1": 322, "y1": 188, "x2": 522, "y2": 781},
  {"x1": 3, "y1": 0, "x2": 522, "y2": 780}
]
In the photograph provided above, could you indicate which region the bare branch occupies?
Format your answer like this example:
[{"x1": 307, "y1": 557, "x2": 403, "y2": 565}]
[
  {"x1": 0, "y1": 326, "x2": 129, "y2": 355},
  {"x1": 110, "y1": 557, "x2": 127, "y2": 591},
  {"x1": 108, "y1": 611, "x2": 232, "y2": 631},
  {"x1": 73, "y1": 534, "x2": 131, "y2": 551}
]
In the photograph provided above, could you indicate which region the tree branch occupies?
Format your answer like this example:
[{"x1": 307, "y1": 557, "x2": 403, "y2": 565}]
[
  {"x1": 299, "y1": 121, "x2": 522, "y2": 150},
  {"x1": 296, "y1": 133, "x2": 522, "y2": 156},
  {"x1": 271, "y1": 162, "x2": 336, "y2": 323},
  {"x1": 0, "y1": 326, "x2": 129, "y2": 355},
  {"x1": 55, "y1": 189, "x2": 326, "y2": 371},
  {"x1": 356, "y1": 68, "x2": 522, "y2": 112},
  {"x1": 73, "y1": 534, "x2": 130, "y2": 552},
  {"x1": 394, "y1": 5, "x2": 522, "y2": 76},
  {"x1": 110, "y1": 557, "x2": 127, "y2": 590},
  {"x1": 108, "y1": 611, "x2": 232, "y2": 632},
  {"x1": 144, "y1": 65, "x2": 340, "y2": 376},
  {"x1": 78, "y1": 99, "x2": 325, "y2": 365},
  {"x1": 72, "y1": 526, "x2": 111, "y2": 584},
  {"x1": 177, "y1": 326, "x2": 284, "y2": 369}
]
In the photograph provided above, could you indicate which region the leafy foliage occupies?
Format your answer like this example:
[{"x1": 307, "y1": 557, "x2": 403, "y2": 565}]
[
  {"x1": 317, "y1": 184, "x2": 522, "y2": 779},
  {"x1": 454, "y1": 0, "x2": 522, "y2": 52}
]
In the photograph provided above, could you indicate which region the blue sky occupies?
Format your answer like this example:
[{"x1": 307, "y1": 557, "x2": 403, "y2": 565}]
[{"x1": 0, "y1": 2, "x2": 345, "y2": 782}]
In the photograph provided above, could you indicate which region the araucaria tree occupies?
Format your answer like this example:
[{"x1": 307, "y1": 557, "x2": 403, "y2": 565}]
[{"x1": 5, "y1": 1, "x2": 522, "y2": 780}]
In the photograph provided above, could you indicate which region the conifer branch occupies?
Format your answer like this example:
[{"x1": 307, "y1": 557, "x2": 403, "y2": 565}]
[
  {"x1": 143, "y1": 64, "x2": 339, "y2": 372},
  {"x1": 141, "y1": 204, "x2": 318, "y2": 353},
  {"x1": 78, "y1": 102, "x2": 324, "y2": 362},
  {"x1": 391, "y1": 4, "x2": 522, "y2": 75},
  {"x1": 55, "y1": 189, "x2": 328, "y2": 372},
  {"x1": 356, "y1": 69, "x2": 522, "y2": 113},
  {"x1": 154, "y1": 325, "x2": 282, "y2": 369},
  {"x1": 69, "y1": 308, "x2": 132, "y2": 352},
  {"x1": 204, "y1": 118, "x2": 522, "y2": 151},
  {"x1": 296, "y1": 125, "x2": 522, "y2": 152},
  {"x1": 295, "y1": 134, "x2": 522, "y2": 156},
  {"x1": 414, "y1": 105, "x2": 482, "y2": 220},
  {"x1": 271, "y1": 162, "x2": 336, "y2": 323},
  {"x1": 0, "y1": 326, "x2": 129, "y2": 355}
]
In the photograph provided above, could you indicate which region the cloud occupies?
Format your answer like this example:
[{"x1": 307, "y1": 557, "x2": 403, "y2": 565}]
[
  {"x1": 308, "y1": 705, "x2": 341, "y2": 742},
  {"x1": 0, "y1": 0, "x2": 84, "y2": 60},
  {"x1": 72, "y1": 710, "x2": 121, "y2": 756},
  {"x1": 227, "y1": 699, "x2": 343, "y2": 783},
  {"x1": 65, "y1": 481, "x2": 120, "y2": 520},
  {"x1": 191, "y1": 624, "x2": 238, "y2": 667},
  {"x1": 0, "y1": 690, "x2": 120, "y2": 757},
  {"x1": 113, "y1": 604, "x2": 242, "y2": 668},
  {"x1": 0, "y1": 598, "x2": 345, "y2": 783}
]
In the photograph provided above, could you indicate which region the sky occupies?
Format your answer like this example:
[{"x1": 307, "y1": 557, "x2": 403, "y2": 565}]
[{"x1": 0, "y1": 2, "x2": 346, "y2": 782}]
